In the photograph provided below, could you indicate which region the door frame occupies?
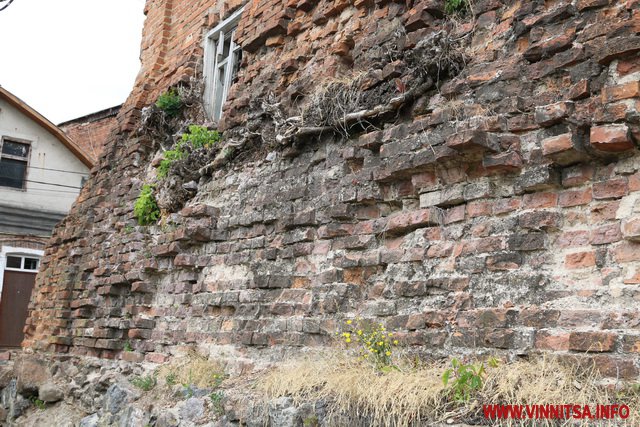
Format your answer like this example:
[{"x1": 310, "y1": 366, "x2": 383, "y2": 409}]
[{"x1": 0, "y1": 245, "x2": 44, "y2": 303}]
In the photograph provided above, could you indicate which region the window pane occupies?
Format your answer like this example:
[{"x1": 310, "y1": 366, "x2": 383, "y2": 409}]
[
  {"x1": 232, "y1": 50, "x2": 242, "y2": 83},
  {"x1": 0, "y1": 158, "x2": 27, "y2": 189},
  {"x1": 222, "y1": 34, "x2": 232, "y2": 58},
  {"x1": 2, "y1": 140, "x2": 29, "y2": 158},
  {"x1": 213, "y1": 63, "x2": 227, "y2": 119},
  {"x1": 23, "y1": 258, "x2": 39, "y2": 270},
  {"x1": 6, "y1": 256, "x2": 21, "y2": 269}
]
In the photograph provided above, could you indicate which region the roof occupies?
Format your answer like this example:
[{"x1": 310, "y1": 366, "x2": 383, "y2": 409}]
[
  {"x1": 58, "y1": 104, "x2": 121, "y2": 128},
  {"x1": 0, "y1": 86, "x2": 94, "y2": 168}
]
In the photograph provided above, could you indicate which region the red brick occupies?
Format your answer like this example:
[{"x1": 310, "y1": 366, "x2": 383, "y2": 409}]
[
  {"x1": 447, "y1": 130, "x2": 498, "y2": 152},
  {"x1": 590, "y1": 222, "x2": 622, "y2": 245},
  {"x1": 427, "y1": 242, "x2": 454, "y2": 258},
  {"x1": 467, "y1": 200, "x2": 492, "y2": 218},
  {"x1": 558, "y1": 187, "x2": 592, "y2": 207},
  {"x1": 592, "y1": 355, "x2": 639, "y2": 378},
  {"x1": 592, "y1": 178, "x2": 628, "y2": 200},
  {"x1": 493, "y1": 197, "x2": 521, "y2": 215},
  {"x1": 482, "y1": 151, "x2": 523, "y2": 172},
  {"x1": 568, "y1": 79, "x2": 590, "y2": 100},
  {"x1": 542, "y1": 133, "x2": 573, "y2": 155},
  {"x1": 535, "y1": 101, "x2": 573, "y2": 126},
  {"x1": 145, "y1": 352, "x2": 169, "y2": 364},
  {"x1": 622, "y1": 216, "x2": 640, "y2": 241},
  {"x1": 386, "y1": 209, "x2": 441, "y2": 235},
  {"x1": 590, "y1": 124, "x2": 635, "y2": 152},
  {"x1": 523, "y1": 192, "x2": 558, "y2": 209},
  {"x1": 590, "y1": 201, "x2": 620, "y2": 223},
  {"x1": 629, "y1": 172, "x2": 640, "y2": 191},
  {"x1": 569, "y1": 331, "x2": 616, "y2": 352},
  {"x1": 602, "y1": 81, "x2": 640, "y2": 103},
  {"x1": 443, "y1": 205, "x2": 465, "y2": 224},
  {"x1": 565, "y1": 251, "x2": 596, "y2": 269},
  {"x1": 562, "y1": 164, "x2": 594, "y2": 187},
  {"x1": 556, "y1": 230, "x2": 590, "y2": 248},
  {"x1": 612, "y1": 241, "x2": 640, "y2": 262},
  {"x1": 535, "y1": 331, "x2": 570, "y2": 351}
]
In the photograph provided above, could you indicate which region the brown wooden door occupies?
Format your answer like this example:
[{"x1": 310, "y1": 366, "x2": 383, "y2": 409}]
[{"x1": 0, "y1": 270, "x2": 36, "y2": 347}]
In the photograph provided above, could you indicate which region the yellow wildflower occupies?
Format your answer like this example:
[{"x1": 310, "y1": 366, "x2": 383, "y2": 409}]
[
  {"x1": 393, "y1": 340, "x2": 399, "y2": 345},
  {"x1": 346, "y1": 320, "x2": 352, "y2": 325},
  {"x1": 357, "y1": 330, "x2": 363, "y2": 336},
  {"x1": 378, "y1": 341, "x2": 383, "y2": 346},
  {"x1": 386, "y1": 351, "x2": 391, "y2": 356},
  {"x1": 346, "y1": 338, "x2": 351, "y2": 343}
]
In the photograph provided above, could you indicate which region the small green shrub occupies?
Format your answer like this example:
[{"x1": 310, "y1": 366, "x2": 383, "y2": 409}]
[
  {"x1": 166, "y1": 372, "x2": 177, "y2": 386},
  {"x1": 303, "y1": 416, "x2": 319, "y2": 427},
  {"x1": 156, "y1": 125, "x2": 221, "y2": 178},
  {"x1": 210, "y1": 391, "x2": 224, "y2": 416},
  {"x1": 442, "y1": 357, "x2": 498, "y2": 402},
  {"x1": 338, "y1": 318, "x2": 399, "y2": 371},
  {"x1": 134, "y1": 184, "x2": 160, "y2": 226},
  {"x1": 123, "y1": 341, "x2": 133, "y2": 352},
  {"x1": 131, "y1": 374, "x2": 157, "y2": 392},
  {"x1": 181, "y1": 125, "x2": 220, "y2": 149},
  {"x1": 156, "y1": 88, "x2": 183, "y2": 117},
  {"x1": 29, "y1": 396, "x2": 46, "y2": 410},
  {"x1": 445, "y1": 0, "x2": 469, "y2": 14}
]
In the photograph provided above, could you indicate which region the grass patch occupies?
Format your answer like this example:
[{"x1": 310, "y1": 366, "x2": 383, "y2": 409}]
[
  {"x1": 131, "y1": 374, "x2": 157, "y2": 392},
  {"x1": 157, "y1": 351, "x2": 226, "y2": 390},
  {"x1": 259, "y1": 353, "x2": 640, "y2": 426}
]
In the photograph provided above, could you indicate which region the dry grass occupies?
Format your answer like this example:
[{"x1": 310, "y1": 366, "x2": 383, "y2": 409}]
[
  {"x1": 258, "y1": 353, "x2": 640, "y2": 427},
  {"x1": 156, "y1": 351, "x2": 225, "y2": 389},
  {"x1": 300, "y1": 72, "x2": 367, "y2": 135}
]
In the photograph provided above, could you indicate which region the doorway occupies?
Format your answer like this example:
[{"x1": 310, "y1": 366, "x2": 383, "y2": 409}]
[{"x1": 0, "y1": 252, "x2": 40, "y2": 347}]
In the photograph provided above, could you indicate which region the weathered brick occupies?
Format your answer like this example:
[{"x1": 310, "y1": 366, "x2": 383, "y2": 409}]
[
  {"x1": 569, "y1": 331, "x2": 616, "y2": 352},
  {"x1": 590, "y1": 125, "x2": 635, "y2": 152}
]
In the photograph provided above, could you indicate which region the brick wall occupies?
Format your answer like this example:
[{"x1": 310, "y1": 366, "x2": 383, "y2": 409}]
[
  {"x1": 23, "y1": 0, "x2": 640, "y2": 378},
  {"x1": 59, "y1": 106, "x2": 121, "y2": 162}
]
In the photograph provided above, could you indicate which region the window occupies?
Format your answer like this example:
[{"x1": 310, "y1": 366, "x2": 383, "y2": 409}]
[
  {"x1": 204, "y1": 7, "x2": 244, "y2": 121},
  {"x1": 0, "y1": 137, "x2": 30, "y2": 189},
  {"x1": 5, "y1": 255, "x2": 40, "y2": 272}
]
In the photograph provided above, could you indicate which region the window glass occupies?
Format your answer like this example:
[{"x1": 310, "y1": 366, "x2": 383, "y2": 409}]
[
  {"x1": 2, "y1": 140, "x2": 29, "y2": 158},
  {"x1": 6, "y1": 256, "x2": 21, "y2": 269},
  {"x1": 0, "y1": 158, "x2": 27, "y2": 189},
  {"x1": 23, "y1": 258, "x2": 39, "y2": 270}
]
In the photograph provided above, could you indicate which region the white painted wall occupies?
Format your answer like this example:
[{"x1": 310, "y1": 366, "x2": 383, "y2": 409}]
[{"x1": 0, "y1": 97, "x2": 90, "y2": 214}]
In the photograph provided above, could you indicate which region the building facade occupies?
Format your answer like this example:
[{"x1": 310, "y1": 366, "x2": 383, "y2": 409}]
[{"x1": 0, "y1": 86, "x2": 92, "y2": 347}]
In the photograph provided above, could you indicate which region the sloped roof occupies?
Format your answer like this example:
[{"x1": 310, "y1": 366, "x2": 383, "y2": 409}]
[{"x1": 0, "y1": 86, "x2": 94, "y2": 168}]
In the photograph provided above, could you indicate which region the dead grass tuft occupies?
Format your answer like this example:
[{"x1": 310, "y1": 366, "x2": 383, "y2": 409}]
[
  {"x1": 258, "y1": 353, "x2": 640, "y2": 426},
  {"x1": 300, "y1": 72, "x2": 367, "y2": 135},
  {"x1": 156, "y1": 351, "x2": 225, "y2": 389}
]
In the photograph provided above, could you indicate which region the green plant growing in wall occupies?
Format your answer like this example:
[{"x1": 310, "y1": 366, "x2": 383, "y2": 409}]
[
  {"x1": 131, "y1": 374, "x2": 157, "y2": 392},
  {"x1": 338, "y1": 318, "x2": 400, "y2": 372},
  {"x1": 134, "y1": 184, "x2": 160, "y2": 226},
  {"x1": 157, "y1": 125, "x2": 221, "y2": 178},
  {"x1": 210, "y1": 391, "x2": 224, "y2": 416},
  {"x1": 156, "y1": 88, "x2": 183, "y2": 117},
  {"x1": 442, "y1": 357, "x2": 498, "y2": 402},
  {"x1": 444, "y1": 0, "x2": 469, "y2": 14}
]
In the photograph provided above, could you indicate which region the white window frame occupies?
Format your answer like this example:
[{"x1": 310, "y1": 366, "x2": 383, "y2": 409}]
[
  {"x1": 203, "y1": 6, "x2": 244, "y2": 121},
  {"x1": 0, "y1": 246, "x2": 44, "y2": 303},
  {"x1": 0, "y1": 136, "x2": 31, "y2": 191}
]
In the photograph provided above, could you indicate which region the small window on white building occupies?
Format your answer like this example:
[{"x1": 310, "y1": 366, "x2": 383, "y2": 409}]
[
  {"x1": 0, "y1": 138, "x2": 30, "y2": 189},
  {"x1": 204, "y1": 7, "x2": 244, "y2": 121}
]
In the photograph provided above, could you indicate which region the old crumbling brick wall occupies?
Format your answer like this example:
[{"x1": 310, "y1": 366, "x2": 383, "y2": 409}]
[
  {"x1": 59, "y1": 106, "x2": 121, "y2": 162},
  {"x1": 23, "y1": 0, "x2": 640, "y2": 378}
]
